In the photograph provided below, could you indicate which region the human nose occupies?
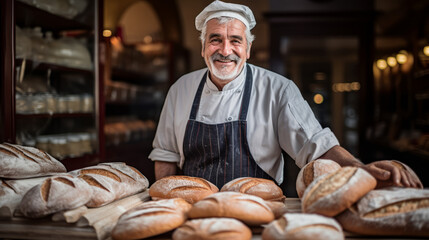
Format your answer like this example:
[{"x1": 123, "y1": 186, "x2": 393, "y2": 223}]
[{"x1": 219, "y1": 41, "x2": 233, "y2": 56}]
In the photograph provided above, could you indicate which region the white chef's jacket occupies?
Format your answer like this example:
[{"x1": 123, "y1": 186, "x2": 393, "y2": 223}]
[{"x1": 149, "y1": 63, "x2": 339, "y2": 184}]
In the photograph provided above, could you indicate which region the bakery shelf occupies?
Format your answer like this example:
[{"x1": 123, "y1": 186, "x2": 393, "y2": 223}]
[
  {"x1": 16, "y1": 113, "x2": 93, "y2": 119},
  {"x1": 16, "y1": 59, "x2": 93, "y2": 75}
]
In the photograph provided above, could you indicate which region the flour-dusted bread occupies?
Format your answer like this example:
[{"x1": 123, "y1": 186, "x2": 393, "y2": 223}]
[
  {"x1": 220, "y1": 177, "x2": 285, "y2": 201},
  {"x1": 336, "y1": 187, "x2": 429, "y2": 237},
  {"x1": 188, "y1": 192, "x2": 274, "y2": 226},
  {"x1": 0, "y1": 177, "x2": 48, "y2": 218},
  {"x1": 296, "y1": 159, "x2": 341, "y2": 198},
  {"x1": 262, "y1": 213, "x2": 344, "y2": 240},
  {"x1": 264, "y1": 200, "x2": 288, "y2": 219},
  {"x1": 0, "y1": 143, "x2": 66, "y2": 179},
  {"x1": 70, "y1": 162, "x2": 149, "y2": 207},
  {"x1": 302, "y1": 166, "x2": 376, "y2": 217},
  {"x1": 173, "y1": 218, "x2": 252, "y2": 240},
  {"x1": 111, "y1": 198, "x2": 192, "y2": 240},
  {"x1": 19, "y1": 174, "x2": 93, "y2": 218},
  {"x1": 149, "y1": 175, "x2": 218, "y2": 204}
]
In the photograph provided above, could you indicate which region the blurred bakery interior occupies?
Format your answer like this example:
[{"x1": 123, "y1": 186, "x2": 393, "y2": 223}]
[{"x1": 1, "y1": 0, "x2": 429, "y2": 195}]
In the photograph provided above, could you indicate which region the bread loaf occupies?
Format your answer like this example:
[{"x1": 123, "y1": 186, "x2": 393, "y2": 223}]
[
  {"x1": 262, "y1": 213, "x2": 344, "y2": 240},
  {"x1": 302, "y1": 166, "x2": 376, "y2": 217},
  {"x1": 264, "y1": 200, "x2": 288, "y2": 219},
  {"x1": 220, "y1": 177, "x2": 285, "y2": 201},
  {"x1": 173, "y1": 218, "x2": 252, "y2": 240},
  {"x1": 111, "y1": 198, "x2": 192, "y2": 240},
  {"x1": 70, "y1": 162, "x2": 149, "y2": 207},
  {"x1": 187, "y1": 192, "x2": 274, "y2": 226},
  {"x1": 149, "y1": 175, "x2": 218, "y2": 204},
  {"x1": 376, "y1": 160, "x2": 422, "y2": 189},
  {"x1": 19, "y1": 174, "x2": 93, "y2": 218},
  {"x1": 296, "y1": 159, "x2": 341, "y2": 198},
  {"x1": 0, "y1": 143, "x2": 66, "y2": 179},
  {"x1": 0, "y1": 177, "x2": 48, "y2": 218},
  {"x1": 336, "y1": 187, "x2": 429, "y2": 236}
]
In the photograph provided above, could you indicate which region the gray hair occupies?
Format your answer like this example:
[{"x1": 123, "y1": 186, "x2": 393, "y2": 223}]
[{"x1": 199, "y1": 16, "x2": 255, "y2": 50}]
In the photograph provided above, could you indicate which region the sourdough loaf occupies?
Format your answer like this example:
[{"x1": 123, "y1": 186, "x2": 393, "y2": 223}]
[
  {"x1": 70, "y1": 162, "x2": 149, "y2": 207},
  {"x1": 149, "y1": 175, "x2": 218, "y2": 204},
  {"x1": 296, "y1": 159, "x2": 341, "y2": 198},
  {"x1": 187, "y1": 192, "x2": 274, "y2": 226},
  {"x1": 0, "y1": 177, "x2": 48, "y2": 218},
  {"x1": 19, "y1": 174, "x2": 93, "y2": 218},
  {"x1": 0, "y1": 143, "x2": 66, "y2": 179},
  {"x1": 111, "y1": 198, "x2": 192, "y2": 240},
  {"x1": 264, "y1": 200, "x2": 288, "y2": 219},
  {"x1": 262, "y1": 213, "x2": 344, "y2": 240},
  {"x1": 173, "y1": 218, "x2": 252, "y2": 240},
  {"x1": 336, "y1": 187, "x2": 429, "y2": 236},
  {"x1": 302, "y1": 166, "x2": 376, "y2": 217},
  {"x1": 220, "y1": 177, "x2": 285, "y2": 201}
]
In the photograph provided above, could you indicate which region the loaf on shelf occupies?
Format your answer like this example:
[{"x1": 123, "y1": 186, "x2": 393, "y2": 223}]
[
  {"x1": 0, "y1": 142, "x2": 66, "y2": 179},
  {"x1": 220, "y1": 177, "x2": 286, "y2": 201}
]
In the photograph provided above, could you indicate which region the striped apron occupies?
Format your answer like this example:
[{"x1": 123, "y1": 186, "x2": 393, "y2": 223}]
[{"x1": 182, "y1": 65, "x2": 273, "y2": 189}]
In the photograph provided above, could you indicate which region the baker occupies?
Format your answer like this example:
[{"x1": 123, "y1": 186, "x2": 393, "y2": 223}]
[{"x1": 149, "y1": 0, "x2": 422, "y2": 189}]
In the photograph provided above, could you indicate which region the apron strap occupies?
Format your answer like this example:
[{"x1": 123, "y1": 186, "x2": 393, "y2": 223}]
[{"x1": 189, "y1": 71, "x2": 208, "y2": 120}]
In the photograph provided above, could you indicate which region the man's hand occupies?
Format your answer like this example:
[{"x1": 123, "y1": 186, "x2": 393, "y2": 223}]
[{"x1": 362, "y1": 160, "x2": 423, "y2": 189}]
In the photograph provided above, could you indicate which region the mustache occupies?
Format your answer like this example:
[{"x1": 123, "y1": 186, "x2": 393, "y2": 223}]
[{"x1": 211, "y1": 53, "x2": 241, "y2": 62}]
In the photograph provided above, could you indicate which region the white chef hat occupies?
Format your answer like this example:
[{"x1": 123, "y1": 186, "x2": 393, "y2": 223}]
[{"x1": 195, "y1": 0, "x2": 256, "y2": 31}]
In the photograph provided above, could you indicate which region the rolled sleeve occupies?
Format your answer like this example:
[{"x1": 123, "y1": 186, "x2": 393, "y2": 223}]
[{"x1": 148, "y1": 148, "x2": 180, "y2": 164}]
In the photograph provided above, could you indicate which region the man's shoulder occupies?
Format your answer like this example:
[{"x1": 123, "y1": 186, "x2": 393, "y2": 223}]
[
  {"x1": 248, "y1": 64, "x2": 293, "y2": 86},
  {"x1": 170, "y1": 68, "x2": 208, "y2": 90}
]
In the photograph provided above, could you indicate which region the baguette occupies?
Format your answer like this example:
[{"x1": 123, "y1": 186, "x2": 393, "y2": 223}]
[
  {"x1": 0, "y1": 143, "x2": 66, "y2": 179},
  {"x1": 220, "y1": 177, "x2": 285, "y2": 201},
  {"x1": 173, "y1": 218, "x2": 252, "y2": 240},
  {"x1": 111, "y1": 198, "x2": 192, "y2": 240},
  {"x1": 262, "y1": 213, "x2": 344, "y2": 240},
  {"x1": 336, "y1": 187, "x2": 429, "y2": 236},
  {"x1": 19, "y1": 174, "x2": 93, "y2": 218},
  {"x1": 296, "y1": 159, "x2": 341, "y2": 198},
  {"x1": 149, "y1": 175, "x2": 218, "y2": 204},
  {"x1": 70, "y1": 162, "x2": 149, "y2": 207},
  {"x1": 302, "y1": 166, "x2": 376, "y2": 217},
  {"x1": 0, "y1": 177, "x2": 48, "y2": 218},
  {"x1": 187, "y1": 192, "x2": 274, "y2": 226}
]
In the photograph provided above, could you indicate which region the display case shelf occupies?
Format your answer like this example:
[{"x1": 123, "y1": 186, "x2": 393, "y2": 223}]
[
  {"x1": 16, "y1": 113, "x2": 93, "y2": 119},
  {"x1": 16, "y1": 59, "x2": 94, "y2": 75}
]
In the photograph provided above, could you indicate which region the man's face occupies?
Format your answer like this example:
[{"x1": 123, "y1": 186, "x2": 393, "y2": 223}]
[{"x1": 202, "y1": 18, "x2": 251, "y2": 86}]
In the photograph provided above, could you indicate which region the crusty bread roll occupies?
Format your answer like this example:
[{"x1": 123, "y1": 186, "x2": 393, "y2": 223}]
[
  {"x1": 336, "y1": 187, "x2": 429, "y2": 236},
  {"x1": 173, "y1": 218, "x2": 252, "y2": 240},
  {"x1": 187, "y1": 192, "x2": 274, "y2": 226},
  {"x1": 376, "y1": 160, "x2": 422, "y2": 189},
  {"x1": 19, "y1": 174, "x2": 93, "y2": 218},
  {"x1": 296, "y1": 159, "x2": 341, "y2": 198},
  {"x1": 70, "y1": 162, "x2": 149, "y2": 207},
  {"x1": 111, "y1": 198, "x2": 192, "y2": 240},
  {"x1": 0, "y1": 143, "x2": 66, "y2": 179},
  {"x1": 264, "y1": 200, "x2": 288, "y2": 219},
  {"x1": 149, "y1": 175, "x2": 218, "y2": 204},
  {"x1": 262, "y1": 213, "x2": 344, "y2": 240},
  {"x1": 302, "y1": 166, "x2": 376, "y2": 217},
  {"x1": 220, "y1": 177, "x2": 285, "y2": 201},
  {"x1": 0, "y1": 177, "x2": 48, "y2": 218}
]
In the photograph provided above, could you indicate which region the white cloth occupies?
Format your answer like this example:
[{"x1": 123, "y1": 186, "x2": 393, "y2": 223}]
[{"x1": 149, "y1": 64, "x2": 339, "y2": 184}]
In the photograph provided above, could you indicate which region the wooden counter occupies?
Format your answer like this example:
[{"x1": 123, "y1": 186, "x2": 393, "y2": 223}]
[{"x1": 0, "y1": 197, "x2": 426, "y2": 240}]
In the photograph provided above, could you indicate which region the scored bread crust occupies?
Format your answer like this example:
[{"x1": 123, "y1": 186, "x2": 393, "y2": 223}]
[
  {"x1": 187, "y1": 192, "x2": 274, "y2": 226},
  {"x1": 172, "y1": 218, "x2": 252, "y2": 240},
  {"x1": 19, "y1": 174, "x2": 93, "y2": 218},
  {"x1": 149, "y1": 175, "x2": 219, "y2": 204},
  {"x1": 220, "y1": 177, "x2": 285, "y2": 201},
  {"x1": 302, "y1": 167, "x2": 376, "y2": 217},
  {"x1": 296, "y1": 159, "x2": 341, "y2": 199},
  {"x1": 0, "y1": 143, "x2": 66, "y2": 179},
  {"x1": 111, "y1": 198, "x2": 192, "y2": 240},
  {"x1": 336, "y1": 187, "x2": 429, "y2": 236},
  {"x1": 262, "y1": 213, "x2": 344, "y2": 240}
]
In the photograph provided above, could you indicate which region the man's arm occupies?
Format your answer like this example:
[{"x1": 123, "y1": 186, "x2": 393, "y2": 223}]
[
  {"x1": 154, "y1": 161, "x2": 177, "y2": 180},
  {"x1": 320, "y1": 145, "x2": 423, "y2": 188}
]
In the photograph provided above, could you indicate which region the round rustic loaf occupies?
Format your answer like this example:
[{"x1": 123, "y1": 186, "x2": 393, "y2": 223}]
[
  {"x1": 220, "y1": 177, "x2": 285, "y2": 201},
  {"x1": 262, "y1": 213, "x2": 344, "y2": 240},
  {"x1": 296, "y1": 159, "x2": 341, "y2": 198},
  {"x1": 111, "y1": 198, "x2": 192, "y2": 240},
  {"x1": 302, "y1": 166, "x2": 376, "y2": 217},
  {"x1": 172, "y1": 218, "x2": 252, "y2": 240},
  {"x1": 187, "y1": 192, "x2": 274, "y2": 226},
  {"x1": 336, "y1": 187, "x2": 429, "y2": 237},
  {"x1": 149, "y1": 175, "x2": 218, "y2": 204}
]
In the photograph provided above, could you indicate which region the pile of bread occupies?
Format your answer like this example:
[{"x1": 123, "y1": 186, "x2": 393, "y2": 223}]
[{"x1": 0, "y1": 142, "x2": 149, "y2": 218}]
